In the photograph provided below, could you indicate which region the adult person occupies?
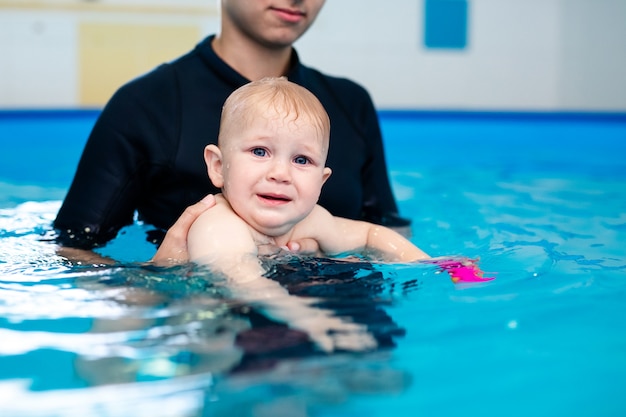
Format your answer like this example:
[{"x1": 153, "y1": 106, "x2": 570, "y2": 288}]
[{"x1": 53, "y1": 0, "x2": 409, "y2": 263}]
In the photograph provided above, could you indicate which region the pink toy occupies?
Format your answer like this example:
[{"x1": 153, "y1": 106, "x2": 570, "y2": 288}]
[{"x1": 427, "y1": 258, "x2": 495, "y2": 283}]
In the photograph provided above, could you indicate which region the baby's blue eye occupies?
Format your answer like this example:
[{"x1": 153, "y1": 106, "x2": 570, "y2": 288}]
[
  {"x1": 252, "y1": 148, "x2": 266, "y2": 157},
  {"x1": 294, "y1": 156, "x2": 309, "y2": 165}
]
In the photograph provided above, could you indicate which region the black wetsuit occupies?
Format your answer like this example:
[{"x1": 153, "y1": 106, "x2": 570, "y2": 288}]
[{"x1": 54, "y1": 35, "x2": 408, "y2": 248}]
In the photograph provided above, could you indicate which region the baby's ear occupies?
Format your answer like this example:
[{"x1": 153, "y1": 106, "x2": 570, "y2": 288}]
[
  {"x1": 204, "y1": 144, "x2": 224, "y2": 188},
  {"x1": 322, "y1": 167, "x2": 332, "y2": 185}
]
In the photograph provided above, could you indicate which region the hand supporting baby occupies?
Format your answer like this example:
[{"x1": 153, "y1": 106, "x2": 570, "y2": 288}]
[{"x1": 152, "y1": 195, "x2": 322, "y2": 265}]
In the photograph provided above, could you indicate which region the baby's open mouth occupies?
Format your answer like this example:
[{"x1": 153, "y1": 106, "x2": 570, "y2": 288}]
[{"x1": 259, "y1": 194, "x2": 290, "y2": 202}]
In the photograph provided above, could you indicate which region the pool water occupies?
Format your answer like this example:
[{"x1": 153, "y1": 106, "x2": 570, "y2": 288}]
[{"x1": 1, "y1": 111, "x2": 625, "y2": 416}]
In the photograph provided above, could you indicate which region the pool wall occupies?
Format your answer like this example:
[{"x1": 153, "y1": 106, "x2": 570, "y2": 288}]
[{"x1": 2, "y1": 109, "x2": 625, "y2": 195}]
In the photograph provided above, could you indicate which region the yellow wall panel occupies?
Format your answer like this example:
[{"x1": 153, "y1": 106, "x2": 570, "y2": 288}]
[
  {"x1": 0, "y1": 1, "x2": 217, "y2": 16},
  {"x1": 79, "y1": 23, "x2": 200, "y2": 106}
]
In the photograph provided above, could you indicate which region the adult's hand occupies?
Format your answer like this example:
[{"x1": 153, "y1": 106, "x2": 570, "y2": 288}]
[
  {"x1": 151, "y1": 195, "x2": 216, "y2": 265},
  {"x1": 56, "y1": 246, "x2": 115, "y2": 266},
  {"x1": 152, "y1": 194, "x2": 324, "y2": 265}
]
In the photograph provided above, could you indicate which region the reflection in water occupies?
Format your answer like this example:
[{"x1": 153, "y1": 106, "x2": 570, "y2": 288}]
[{"x1": 75, "y1": 256, "x2": 415, "y2": 378}]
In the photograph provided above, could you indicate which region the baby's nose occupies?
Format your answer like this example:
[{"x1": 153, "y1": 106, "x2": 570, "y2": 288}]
[{"x1": 267, "y1": 160, "x2": 291, "y2": 182}]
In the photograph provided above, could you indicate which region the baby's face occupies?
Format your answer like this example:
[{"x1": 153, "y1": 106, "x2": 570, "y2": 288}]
[{"x1": 218, "y1": 108, "x2": 331, "y2": 237}]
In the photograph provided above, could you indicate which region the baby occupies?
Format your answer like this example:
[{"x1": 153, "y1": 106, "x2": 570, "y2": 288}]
[{"x1": 188, "y1": 77, "x2": 430, "y2": 351}]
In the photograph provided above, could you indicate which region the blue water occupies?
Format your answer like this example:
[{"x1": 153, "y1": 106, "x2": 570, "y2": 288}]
[{"x1": 1, "y1": 111, "x2": 625, "y2": 416}]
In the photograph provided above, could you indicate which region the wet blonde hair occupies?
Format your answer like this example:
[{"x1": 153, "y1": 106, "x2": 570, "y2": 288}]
[{"x1": 218, "y1": 77, "x2": 330, "y2": 152}]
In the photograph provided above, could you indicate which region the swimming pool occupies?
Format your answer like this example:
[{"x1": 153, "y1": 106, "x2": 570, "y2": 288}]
[{"x1": 1, "y1": 110, "x2": 625, "y2": 416}]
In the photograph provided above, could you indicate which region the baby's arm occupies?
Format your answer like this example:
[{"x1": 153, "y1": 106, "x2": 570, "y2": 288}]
[
  {"x1": 188, "y1": 201, "x2": 263, "y2": 281},
  {"x1": 360, "y1": 221, "x2": 430, "y2": 261},
  {"x1": 301, "y1": 206, "x2": 430, "y2": 262},
  {"x1": 152, "y1": 194, "x2": 216, "y2": 265}
]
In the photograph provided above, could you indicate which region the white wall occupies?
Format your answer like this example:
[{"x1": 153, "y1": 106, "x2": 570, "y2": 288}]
[
  {"x1": 0, "y1": 1, "x2": 219, "y2": 108},
  {"x1": 558, "y1": 0, "x2": 626, "y2": 110},
  {"x1": 0, "y1": 11, "x2": 78, "y2": 107},
  {"x1": 0, "y1": 0, "x2": 625, "y2": 111},
  {"x1": 297, "y1": 0, "x2": 626, "y2": 110}
]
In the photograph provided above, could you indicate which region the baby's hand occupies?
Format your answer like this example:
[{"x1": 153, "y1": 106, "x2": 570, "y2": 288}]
[
  {"x1": 430, "y1": 258, "x2": 495, "y2": 283},
  {"x1": 284, "y1": 238, "x2": 323, "y2": 257},
  {"x1": 292, "y1": 314, "x2": 377, "y2": 353}
]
